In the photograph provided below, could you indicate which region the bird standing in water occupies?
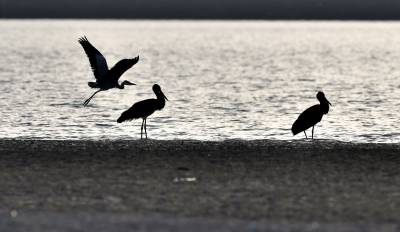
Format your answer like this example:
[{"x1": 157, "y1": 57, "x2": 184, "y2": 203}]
[
  {"x1": 291, "y1": 91, "x2": 332, "y2": 139},
  {"x1": 78, "y1": 36, "x2": 139, "y2": 106},
  {"x1": 117, "y1": 84, "x2": 168, "y2": 139}
]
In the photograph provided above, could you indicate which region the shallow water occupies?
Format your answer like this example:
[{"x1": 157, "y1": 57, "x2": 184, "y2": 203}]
[{"x1": 0, "y1": 20, "x2": 400, "y2": 142}]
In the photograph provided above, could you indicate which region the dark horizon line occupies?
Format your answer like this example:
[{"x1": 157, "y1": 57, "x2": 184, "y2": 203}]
[{"x1": 2, "y1": 17, "x2": 400, "y2": 21}]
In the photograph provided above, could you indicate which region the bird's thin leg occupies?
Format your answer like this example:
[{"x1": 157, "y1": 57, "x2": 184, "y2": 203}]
[
  {"x1": 83, "y1": 90, "x2": 102, "y2": 106},
  {"x1": 140, "y1": 119, "x2": 144, "y2": 139},
  {"x1": 312, "y1": 126, "x2": 314, "y2": 140},
  {"x1": 304, "y1": 131, "x2": 308, "y2": 139},
  {"x1": 144, "y1": 118, "x2": 148, "y2": 139}
]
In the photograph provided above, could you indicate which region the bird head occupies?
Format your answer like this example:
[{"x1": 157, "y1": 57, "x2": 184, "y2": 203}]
[
  {"x1": 317, "y1": 91, "x2": 332, "y2": 106},
  {"x1": 153, "y1": 84, "x2": 168, "y2": 101}
]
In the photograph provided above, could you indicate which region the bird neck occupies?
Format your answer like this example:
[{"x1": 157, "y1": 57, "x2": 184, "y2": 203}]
[
  {"x1": 155, "y1": 93, "x2": 166, "y2": 110},
  {"x1": 320, "y1": 101, "x2": 330, "y2": 114},
  {"x1": 117, "y1": 82, "x2": 125, "y2": 89}
]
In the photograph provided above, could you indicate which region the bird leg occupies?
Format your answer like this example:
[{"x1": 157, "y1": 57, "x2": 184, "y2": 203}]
[
  {"x1": 304, "y1": 131, "x2": 308, "y2": 139},
  {"x1": 140, "y1": 119, "x2": 144, "y2": 139},
  {"x1": 312, "y1": 126, "x2": 314, "y2": 140},
  {"x1": 144, "y1": 118, "x2": 148, "y2": 139},
  {"x1": 83, "y1": 90, "x2": 102, "y2": 106}
]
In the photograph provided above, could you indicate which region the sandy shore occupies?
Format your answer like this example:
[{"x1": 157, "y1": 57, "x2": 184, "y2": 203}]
[{"x1": 0, "y1": 139, "x2": 399, "y2": 231}]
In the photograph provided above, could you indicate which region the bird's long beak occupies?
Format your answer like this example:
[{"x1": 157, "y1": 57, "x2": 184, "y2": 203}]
[
  {"x1": 327, "y1": 100, "x2": 332, "y2": 106},
  {"x1": 162, "y1": 92, "x2": 169, "y2": 101},
  {"x1": 127, "y1": 82, "x2": 136, "y2": 86}
]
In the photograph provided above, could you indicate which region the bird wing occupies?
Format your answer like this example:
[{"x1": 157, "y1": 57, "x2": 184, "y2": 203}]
[
  {"x1": 117, "y1": 99, "x2": 157, "y2": 123},
  {"x1": 291, "y1": 105, "x2": 322, "y2": 135},
  {"x1": 78, "y1": 36, "x2": 109, "y2": 80},
  {"x1": 107, "y1": 56, "x2": 139, "y2": 81}
]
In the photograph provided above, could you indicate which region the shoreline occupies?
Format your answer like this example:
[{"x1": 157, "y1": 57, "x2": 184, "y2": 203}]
[{"x1": 1, "y1": 138, "x2": 400, "y2": 152}]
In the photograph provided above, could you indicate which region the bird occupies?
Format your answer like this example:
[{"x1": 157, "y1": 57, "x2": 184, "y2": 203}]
[
  {"x1": 78, "y1": 36, "x2": 139, "y2": 106},
  {"x1": 291, "y1": 91, "x2": 332, "y2": 139},
  {"x1": 117, "y1": 84, "x2": 168, "y2": 139}
]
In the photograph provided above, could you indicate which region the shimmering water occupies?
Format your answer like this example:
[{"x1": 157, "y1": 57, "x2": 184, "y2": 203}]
[{"x1": 1, "y1": 20, "x2": 400, "y2": 142}]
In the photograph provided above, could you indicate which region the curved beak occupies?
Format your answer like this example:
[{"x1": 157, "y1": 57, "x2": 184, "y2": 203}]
[{"x1": 327, "y1": 99, "x2": 332, "y2": 106}]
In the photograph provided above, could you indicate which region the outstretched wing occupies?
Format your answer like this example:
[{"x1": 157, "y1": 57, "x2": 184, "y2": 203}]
[
  {"x1": 107, "y1": 56, "x2": 139, "y2": 81},
  {"x1": 78, "y1": 36, "x2": 109, "y2": 80}
]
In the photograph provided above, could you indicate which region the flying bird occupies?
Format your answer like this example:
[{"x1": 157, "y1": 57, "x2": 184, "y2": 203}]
[
  {"x1": 78, "y1": 36, "x2": 139, "y2": 106},
  {"x1": 117, "y1": 84, "x2": 168, "y2": 139},
  {"x1": 291, "y1": 91, "x2": 332, "y2": 139}
]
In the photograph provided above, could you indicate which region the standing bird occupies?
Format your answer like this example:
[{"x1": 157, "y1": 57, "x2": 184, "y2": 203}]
[
  {"x1": 78, "y1": 36, "x2": 139, "y2": 106},
  {"x1": 117, "y1": 84, "x2": 168, "y2": 139},
  {"x1": 291, "y1": 91, "x2": 332, "y2": 139}
]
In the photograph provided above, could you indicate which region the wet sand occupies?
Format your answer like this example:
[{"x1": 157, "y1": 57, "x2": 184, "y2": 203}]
[{"x1": 0, "y1": 139, "x2": 399, "y2": 231}]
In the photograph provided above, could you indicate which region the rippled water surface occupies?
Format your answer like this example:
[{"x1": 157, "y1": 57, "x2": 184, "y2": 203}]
[{"x1": 1, "y1": 20, "x2": 400, "y2": 142}]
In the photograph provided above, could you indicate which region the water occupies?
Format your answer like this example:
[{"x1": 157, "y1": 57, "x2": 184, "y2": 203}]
[{"x1": 1, "y1": 20, "x2": 400, "y2": 142}]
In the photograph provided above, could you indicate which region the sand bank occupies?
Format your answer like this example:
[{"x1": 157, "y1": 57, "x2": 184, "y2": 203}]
[{"x1": 0, "y1": 139, "x2": 399, "y2": 231}]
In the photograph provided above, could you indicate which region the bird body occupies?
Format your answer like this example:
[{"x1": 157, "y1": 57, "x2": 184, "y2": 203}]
[
  {"x1": 78, "y1": 36, "x2": 139, "y2": 106},
  {"x1": 117, "y1": 99, "x2": 159, "y2": 123},
  {"x1": 117, "y1": 84, "x2": 168, "y2": 139},
  {"x1": 291, "y1": 92, "x2": 331, "y2": 139},
  {"x1": 291, "y1": 105, "x2": 324, "y2": 135}
]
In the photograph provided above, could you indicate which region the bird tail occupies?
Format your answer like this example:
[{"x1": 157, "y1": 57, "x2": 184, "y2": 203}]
[
  {"x1": 117, "y1": 109, "x2": 139, "y2": 123},
  {"x1": 117, "y1": 113, "x2": 128, "y2": 123},
  {"x1": 291, "y1": 120, "x2": 302, "y2": 135},
  {"x1": 88, "y1": 82, "x2": 99, "y2": 88}
]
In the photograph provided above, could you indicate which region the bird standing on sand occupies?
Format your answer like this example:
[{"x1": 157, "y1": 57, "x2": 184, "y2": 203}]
[
  {"x1": 291, "y1": 91, "x2": 332, "y2": 139},
  {"x1": 117, "y1": 84, "x2": 168, "y2": 139},
  {"x1": 78, "y1": 36, "x2": 139, "y2": 106}
]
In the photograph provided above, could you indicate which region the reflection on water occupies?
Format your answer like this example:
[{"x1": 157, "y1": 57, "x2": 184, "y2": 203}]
[{"x1": 0, "y1": 20, "x2": 400, "y2": 143}]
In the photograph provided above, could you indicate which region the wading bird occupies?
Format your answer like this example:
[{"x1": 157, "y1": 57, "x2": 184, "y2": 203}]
[
  {"x1": 117, "y1": 84, "x2": 168, "y2": 139},
  {"x1": 291, "y1": 91, "x2": 332, "y2": 139},
  {"x1": 78, "y1": 36, "x2": 139, "y2": 106}
]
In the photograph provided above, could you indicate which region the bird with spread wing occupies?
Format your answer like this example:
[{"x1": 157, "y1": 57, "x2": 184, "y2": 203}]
[{"x1": 78, "y1": 36, "x2": 139, "y2": 106}]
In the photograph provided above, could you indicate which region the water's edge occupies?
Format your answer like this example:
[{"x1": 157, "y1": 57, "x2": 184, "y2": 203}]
[{"x1": 2, "y1": 139, "x2": 400, "y2": 153}]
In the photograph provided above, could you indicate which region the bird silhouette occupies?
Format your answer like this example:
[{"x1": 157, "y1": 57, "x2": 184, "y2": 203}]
[
  {"x1": 78, "y1": 36, "x2": 139, "y2": 106},
  {"x1": 117, "y1": 84, "x2": 168, "y2": 139},
  {"x1": 291, "y1": 91, "x2": 332, "y2": 139}
]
